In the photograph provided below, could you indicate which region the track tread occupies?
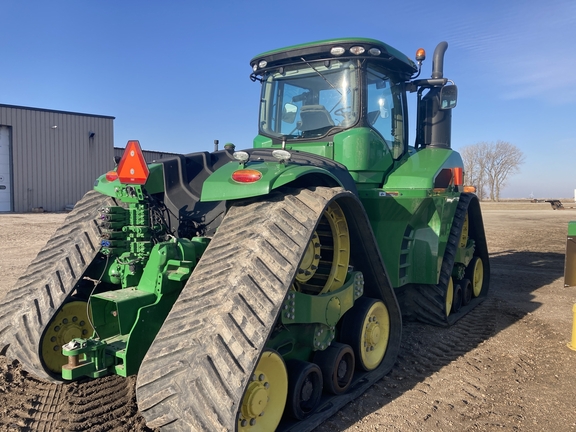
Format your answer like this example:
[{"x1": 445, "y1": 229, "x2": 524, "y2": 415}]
[
  {"x1": 136, "y1": 186, "x2": 404, "y2": 432},
  {"x1": 137, "y1": 188, "x2": 328, "y2": 431},
  {"x1": 0, "y1": 189, "x2": 116, "y2": 381},
  {"x1": 406, "y1": 193, "x2": 490, "y2": 326}
]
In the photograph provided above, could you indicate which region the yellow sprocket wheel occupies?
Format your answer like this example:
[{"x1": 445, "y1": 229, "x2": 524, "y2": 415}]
[
  {"x1": 40, "y1": 301, "x2": 94, "y2": 374},
  {"x1": 299, "y1": 201, "x2": 350, "y2": 294},
  {"x1": 295, "y1": 232, "x2": 321, "y2": 285},
  {"x1": 238, "y1": 350, "x2": 288, "y2": 431}
]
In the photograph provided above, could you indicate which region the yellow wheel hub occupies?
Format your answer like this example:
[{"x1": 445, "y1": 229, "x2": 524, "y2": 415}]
[
  {"x1": 243, "y1": 383, "x2": 269, "y2": 418},
  {"x1": 238, "y1": 350, "x2": 288, "y2": 431},
  {"x1": 445, "y1": 277, "x2": 454, "y2": 316},
  {"x1": 360, "y1": 301, "x2": 389, "y2": 371},
  {"x1": 471, "y1": 258, "x2": 484, "y2": 297},
  {"x1": 40, "y1": 301, "x2": 93, "y2": 373}
]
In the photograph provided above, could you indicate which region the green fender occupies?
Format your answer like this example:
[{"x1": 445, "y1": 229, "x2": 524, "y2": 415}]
[{"x1": 200, "y1": 159, "x2": 346, "y2": 202}]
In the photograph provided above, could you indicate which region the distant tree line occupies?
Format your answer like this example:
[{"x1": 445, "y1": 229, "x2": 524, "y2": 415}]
[{"x1": 459, "y1": 141, "x2": 525, "y2": 201}]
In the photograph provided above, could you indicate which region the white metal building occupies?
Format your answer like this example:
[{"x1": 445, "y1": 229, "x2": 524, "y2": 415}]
[{"x1": 0, "y1": 104, "x2": 115, "y2": 212}]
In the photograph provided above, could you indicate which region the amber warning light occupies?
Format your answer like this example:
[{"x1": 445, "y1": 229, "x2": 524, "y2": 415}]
[{"x1": 117, "y1": 140, "x2": 149, "y2": 185}]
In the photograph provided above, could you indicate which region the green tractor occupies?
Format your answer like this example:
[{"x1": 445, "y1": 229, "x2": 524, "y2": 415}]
[{"x1": 0, "y1": 37, "x2": 489, "y2": 431}]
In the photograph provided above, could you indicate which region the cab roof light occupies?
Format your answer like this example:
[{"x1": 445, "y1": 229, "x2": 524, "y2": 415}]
[
  {"x1": 415, "y1": 48, "x2": 426, "y2": 62},
  {"x1": 233, "y1": 151, "x2": 250, "y2": 163},
  {"x1": 232, "y1": 169, "x2": 262, "y2": 183},
  {"x1": 272, "y1": 149, "x2": 291, "y2": 163},
  {"x1": 330, "y1": 46, "x2": 345, "y2": 56},
  {"x1": 368, "y1": 47, "x2": 381, "y2": 56},
  {"x1": 117, "y1": 140, "x2": 149, "y2": 185},
  {"x1": 350, "y1": 46, "x2": 365, "y2": 55}
]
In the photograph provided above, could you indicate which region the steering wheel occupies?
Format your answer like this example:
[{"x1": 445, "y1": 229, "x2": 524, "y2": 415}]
[{"x1": 334, "y1": 106, "x2": 351, "y2": 117}]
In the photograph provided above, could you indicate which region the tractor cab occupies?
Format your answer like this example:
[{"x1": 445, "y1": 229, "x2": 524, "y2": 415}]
[
  {"x1": 250, "y1": 38, "x2": 418, "y2": 187},
  {"x1": 249, "y1": 38, "x2": 458, "y2": 189}
]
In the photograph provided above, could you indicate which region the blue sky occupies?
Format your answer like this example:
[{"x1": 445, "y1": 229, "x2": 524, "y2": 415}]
[{"x1": 1, "y1": 0, "x2": 574, "y2": 198}]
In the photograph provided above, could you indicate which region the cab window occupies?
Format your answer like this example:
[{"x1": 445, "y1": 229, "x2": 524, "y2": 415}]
[{"x1": 366, "y1": 67, "x2": 405, "y2": 159}]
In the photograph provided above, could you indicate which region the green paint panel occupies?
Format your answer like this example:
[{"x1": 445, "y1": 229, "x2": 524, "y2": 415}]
[
  {"x1": 333, "y1": 128, "x2": 393, "y2": 186},
  {"x1": 252, "y1": 135, "x2": 335, "y2": 159},
  {"x1": 384, "y1": 148, "x2": 463, "y2": 190},
  {"x1": 360, "y1": 190, "x2": 459, "y2": 287},
  {"x1": 201, "y1": 160, "x2": 341, "y2": 202}
]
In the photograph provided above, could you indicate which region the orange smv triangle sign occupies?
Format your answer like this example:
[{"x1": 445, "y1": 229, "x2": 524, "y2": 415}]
[{"x1": 117, "y1": 140, "x2": 149, "y2": 185}]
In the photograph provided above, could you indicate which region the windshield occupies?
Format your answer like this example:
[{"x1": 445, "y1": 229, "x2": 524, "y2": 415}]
[{"x1": 259, "y1": 60, "x2": 359, "y2": 140}]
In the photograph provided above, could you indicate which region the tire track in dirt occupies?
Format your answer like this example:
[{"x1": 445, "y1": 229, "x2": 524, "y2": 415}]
[
  {"x1": 0, "y1": 356, "x2": 153, "y2": 431},
  {"x1": 0, "y1": 357, "x2": 68, "y2": 431},
  {"x1": 26, "y1": 378, "x2": 67, "y2": 431},
  {"x1": 60, "y1": 376, "x2": 152, "y2": 431}
]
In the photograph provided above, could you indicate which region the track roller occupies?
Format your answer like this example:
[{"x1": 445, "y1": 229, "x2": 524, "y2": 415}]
[
  {"x1": 460, "y1": 278, "x2": 472, "y2": 306},
  {"x1": 238, "y1": 350, "x2": 288, "y2": 431},
  {"x1": 313, "y1": 342, "x2": 355, "y2": 395},
  {"x1": 451, "y1": 281, "x2": 463, "y2": 314},
  {"x1": 286, "y1": 360, "x2": 323, "y2": 420},
  {"x1": 341, "y1": 297, "x2": 390, "y2": 371},
  {"x1": 467, "y1": 256, "x2": 485, "y2": 298}
]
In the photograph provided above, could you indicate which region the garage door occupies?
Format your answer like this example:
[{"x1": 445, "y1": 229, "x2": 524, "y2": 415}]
[{"x1": 0, "y1": 126, "x2": 12, "y2": 212}]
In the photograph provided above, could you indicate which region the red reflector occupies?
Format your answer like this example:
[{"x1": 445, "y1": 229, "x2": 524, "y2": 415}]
[
  {"x1": 452, "y1": 167, "x2": 463, "y2": 186},
  {"x1": 232, "y1": 169, "x2": 262, "y2": 183},
  {"x1": 117, "y1": 140, "x2": 149, "y2": 185},
  {"x1": 105, "y1": 171, "x2": 119, "y2": 182}
]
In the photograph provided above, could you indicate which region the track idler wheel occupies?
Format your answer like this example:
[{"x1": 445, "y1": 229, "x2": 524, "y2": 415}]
[
  {"x1": 341, "y1": 297, "x2": 390, "y2": 371},
  {"x1": 286, "y1": 360, "x2": 323, "y2": 420},
  {"x1": 466, "y1": 256, "x2": 485, "y2": 297},
  {"x1": 40, "y1": 300, "x2": 94, "y2": 374},
  {"x1": 451, "y1": 281, "x2": 463, "y2": 314},
  {"x1": 460, "y1": 278, "x2": 472, "y2": 306},
  {"x1": 313, "y1": 342, "x2": 355, "y2": 395},
  {"x1": 238, "y1": 350, "x2": 288, "y2": 431}
]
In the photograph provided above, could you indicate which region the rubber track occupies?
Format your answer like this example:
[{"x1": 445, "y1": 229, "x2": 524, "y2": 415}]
[
  {"x1": 0, "y1": 189, "x2": 115, "y2": 382},
  {"x1": 136, "y1": 186, "x2": 403, "y2": 432},
  {"x1": 406, "y1": 193, "x2": 490, "y2": 326}
]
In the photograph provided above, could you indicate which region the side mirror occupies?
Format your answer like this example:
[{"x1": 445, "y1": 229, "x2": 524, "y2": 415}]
[
  {"x1": 440, "y1": 85, "x2": 458, "y2": 110},
  {"x1": 282, "y1": 103, "x2": 298, "y2": 123}
]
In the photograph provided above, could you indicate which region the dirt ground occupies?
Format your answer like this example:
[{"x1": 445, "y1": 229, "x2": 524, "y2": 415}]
[{"x1": 1, "y1": 201, "x2": 576, "y2": 431}]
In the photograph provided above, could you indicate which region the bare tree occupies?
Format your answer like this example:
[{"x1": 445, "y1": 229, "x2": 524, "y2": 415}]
[
  {"x1": 459, "y1": 141, "x2": 524, "y2": 201},
  {"x1": 460, "y1": 142, "x2": 488, "y2": 199},
  {"x1": 484, "y1": 141, "x2": 525, "y2": 201}
]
